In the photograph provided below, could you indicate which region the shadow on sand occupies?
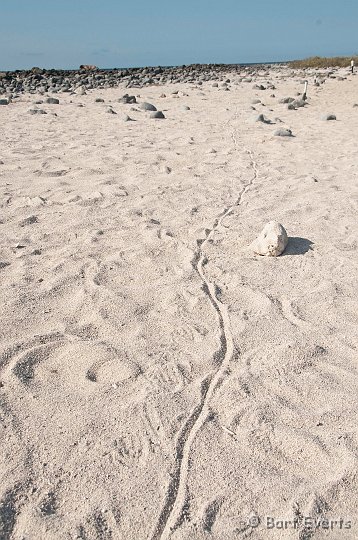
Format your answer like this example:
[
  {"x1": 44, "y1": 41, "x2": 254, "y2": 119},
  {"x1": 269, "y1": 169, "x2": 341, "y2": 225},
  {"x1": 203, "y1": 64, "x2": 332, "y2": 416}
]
[{"x1": 284, "y1": 237, "x2": 313, "y2": 256}]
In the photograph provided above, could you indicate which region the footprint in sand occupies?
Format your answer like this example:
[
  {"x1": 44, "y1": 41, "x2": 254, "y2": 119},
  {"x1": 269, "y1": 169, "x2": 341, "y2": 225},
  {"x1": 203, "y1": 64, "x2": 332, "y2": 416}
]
[{"x1": 6, "y1": 340, "x2": 139, "y2": 396}]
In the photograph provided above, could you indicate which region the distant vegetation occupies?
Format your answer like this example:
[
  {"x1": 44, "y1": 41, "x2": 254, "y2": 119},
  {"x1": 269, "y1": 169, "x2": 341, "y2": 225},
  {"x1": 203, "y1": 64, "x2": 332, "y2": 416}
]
[{"x1": 289, "y1": 56, "x2": 358, "y2": 68}]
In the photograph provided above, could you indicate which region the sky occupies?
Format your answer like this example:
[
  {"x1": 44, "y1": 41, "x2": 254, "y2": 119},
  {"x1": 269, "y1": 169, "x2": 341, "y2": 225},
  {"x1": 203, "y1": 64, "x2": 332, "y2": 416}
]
[{"x1": 1, "y1": 0, "x2": 358, "y2": 70}]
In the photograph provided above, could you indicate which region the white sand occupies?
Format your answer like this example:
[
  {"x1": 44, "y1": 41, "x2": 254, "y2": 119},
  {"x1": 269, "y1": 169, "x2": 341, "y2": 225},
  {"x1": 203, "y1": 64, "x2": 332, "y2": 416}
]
[{"x1": 0, "y1": 69, "x2": 357, "y2": 539}]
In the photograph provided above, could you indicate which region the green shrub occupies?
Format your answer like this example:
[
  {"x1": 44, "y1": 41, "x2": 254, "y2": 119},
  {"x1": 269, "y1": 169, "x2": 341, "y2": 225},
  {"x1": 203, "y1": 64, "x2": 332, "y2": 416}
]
[{"x1": 289, "y1": 56, "x2": 358, "y2": 68}]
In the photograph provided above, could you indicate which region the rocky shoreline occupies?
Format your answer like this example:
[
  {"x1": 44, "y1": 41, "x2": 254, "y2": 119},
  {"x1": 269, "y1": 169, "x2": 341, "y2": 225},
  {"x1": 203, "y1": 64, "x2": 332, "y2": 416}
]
[
  {"x1": 0, "y1": 62, "x2": 351, "y2": 101},
  {"x1": 0, "y1": 63, "x2": 281, "y2": 95}
]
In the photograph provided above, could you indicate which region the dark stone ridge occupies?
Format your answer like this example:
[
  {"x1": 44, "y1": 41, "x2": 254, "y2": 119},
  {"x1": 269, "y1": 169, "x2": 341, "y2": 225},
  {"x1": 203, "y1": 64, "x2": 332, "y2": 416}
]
[{"x1": 0, "y1": 63, "x2": 280, "y2": 95}]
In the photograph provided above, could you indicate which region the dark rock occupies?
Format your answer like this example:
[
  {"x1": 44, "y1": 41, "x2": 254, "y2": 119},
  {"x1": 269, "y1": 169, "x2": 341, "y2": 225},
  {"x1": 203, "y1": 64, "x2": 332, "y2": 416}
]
[
  {"x1": 150, "y1": 111, "x2": 165, "y2": 119},
  {"x1": 292, "y1": 99, "x2": 306, "y2": 108},
  {"x1": 118, "y1": 94, "x2": 136, "y2": 104},
  {"x1": 46, "y1": 97, "x2": 59, "y2": 104},
  {"x1": 255, "y1": 114, "x2": 271, "y2": 123},
  {"x1": 140, "y1": 102, "x2": 157, "y2": 111},
  {"x1": 29, "y1": 108, "x2": 47, "y2": 114},
  {"x1": 279, "y1": 97, "x2": 295, "y2": 104},
  {"x1": 20, "y1": 215, "x2": 38, "y2": 226}
]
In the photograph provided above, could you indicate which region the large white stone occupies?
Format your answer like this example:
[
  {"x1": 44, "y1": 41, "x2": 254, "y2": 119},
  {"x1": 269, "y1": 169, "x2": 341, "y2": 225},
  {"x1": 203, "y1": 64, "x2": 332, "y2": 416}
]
[{"x1": 251, "y1": 221, "x2": 288, "y2": 257}]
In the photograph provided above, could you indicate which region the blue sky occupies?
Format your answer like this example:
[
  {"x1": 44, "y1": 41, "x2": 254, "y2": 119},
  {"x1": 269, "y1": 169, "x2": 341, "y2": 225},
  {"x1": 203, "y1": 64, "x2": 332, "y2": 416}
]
[{"x1": 1, "y1": 0, "x2": 358, "y2": 70}]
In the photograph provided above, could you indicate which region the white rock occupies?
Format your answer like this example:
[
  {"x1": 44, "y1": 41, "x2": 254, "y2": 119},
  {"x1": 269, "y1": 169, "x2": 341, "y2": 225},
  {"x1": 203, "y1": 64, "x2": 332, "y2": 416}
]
[
  {"x1": 251, "y1": 221, "x2": 288, "y2": 257},
  {"x1": 85, "y1": 191, "x2": 103, "y2": 201},
  {"x1": 25, "y1": 196, "x2": 47, "y2": 207},
  {"x1": 76, "y1": 86, "x2": 87, "y2": 95}
]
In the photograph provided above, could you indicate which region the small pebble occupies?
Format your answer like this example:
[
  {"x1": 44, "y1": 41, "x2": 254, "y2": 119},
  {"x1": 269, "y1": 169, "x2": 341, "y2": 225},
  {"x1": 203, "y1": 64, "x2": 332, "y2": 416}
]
[
  {"x1": 46, "y1": 97, "x2": 59, "y2": 104},
  {"x1": 274, "y1": 128, "x2": 293, "y2": 137},
  {"x1": 29, "y1": 109, "x2": 47, "y2": 115},
  {"x1": 279, "y1": 97, "x2": 294, "y2": 104},
  {"x1": 255, "y1": 114, "x2": 270, "y2": 123},
  {"x1": 20, "y1": 215, "x2": 38, "y2": 227}
]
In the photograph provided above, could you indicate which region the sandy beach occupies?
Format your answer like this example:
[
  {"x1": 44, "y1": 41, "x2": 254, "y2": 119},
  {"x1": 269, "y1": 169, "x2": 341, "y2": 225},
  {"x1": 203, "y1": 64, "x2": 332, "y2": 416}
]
[{"x1": 1, "y1": 66, "x2": 358, "y2": 539}]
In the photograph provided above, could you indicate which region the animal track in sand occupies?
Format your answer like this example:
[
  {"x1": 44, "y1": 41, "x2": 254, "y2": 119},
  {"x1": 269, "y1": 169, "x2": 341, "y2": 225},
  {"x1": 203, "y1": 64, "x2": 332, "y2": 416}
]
[
  {"x1": 2, "y1": 335, "x2": 139, "y2": 395},
  {"x1": 0, "y1": 484, "x2": 25, "y2": 539},
  {"x1": 113, "y1": 432, "x2": 148, "y2": 468},
  {"x1": 76, "y1": 508, "x2": 117, "y2": 540},
  {"x1": 150, "y1": 112, "x2": 259, "y2": 540},
  {"x1": 144, "y1": 361, "x2": 188, "y2": 393}
]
